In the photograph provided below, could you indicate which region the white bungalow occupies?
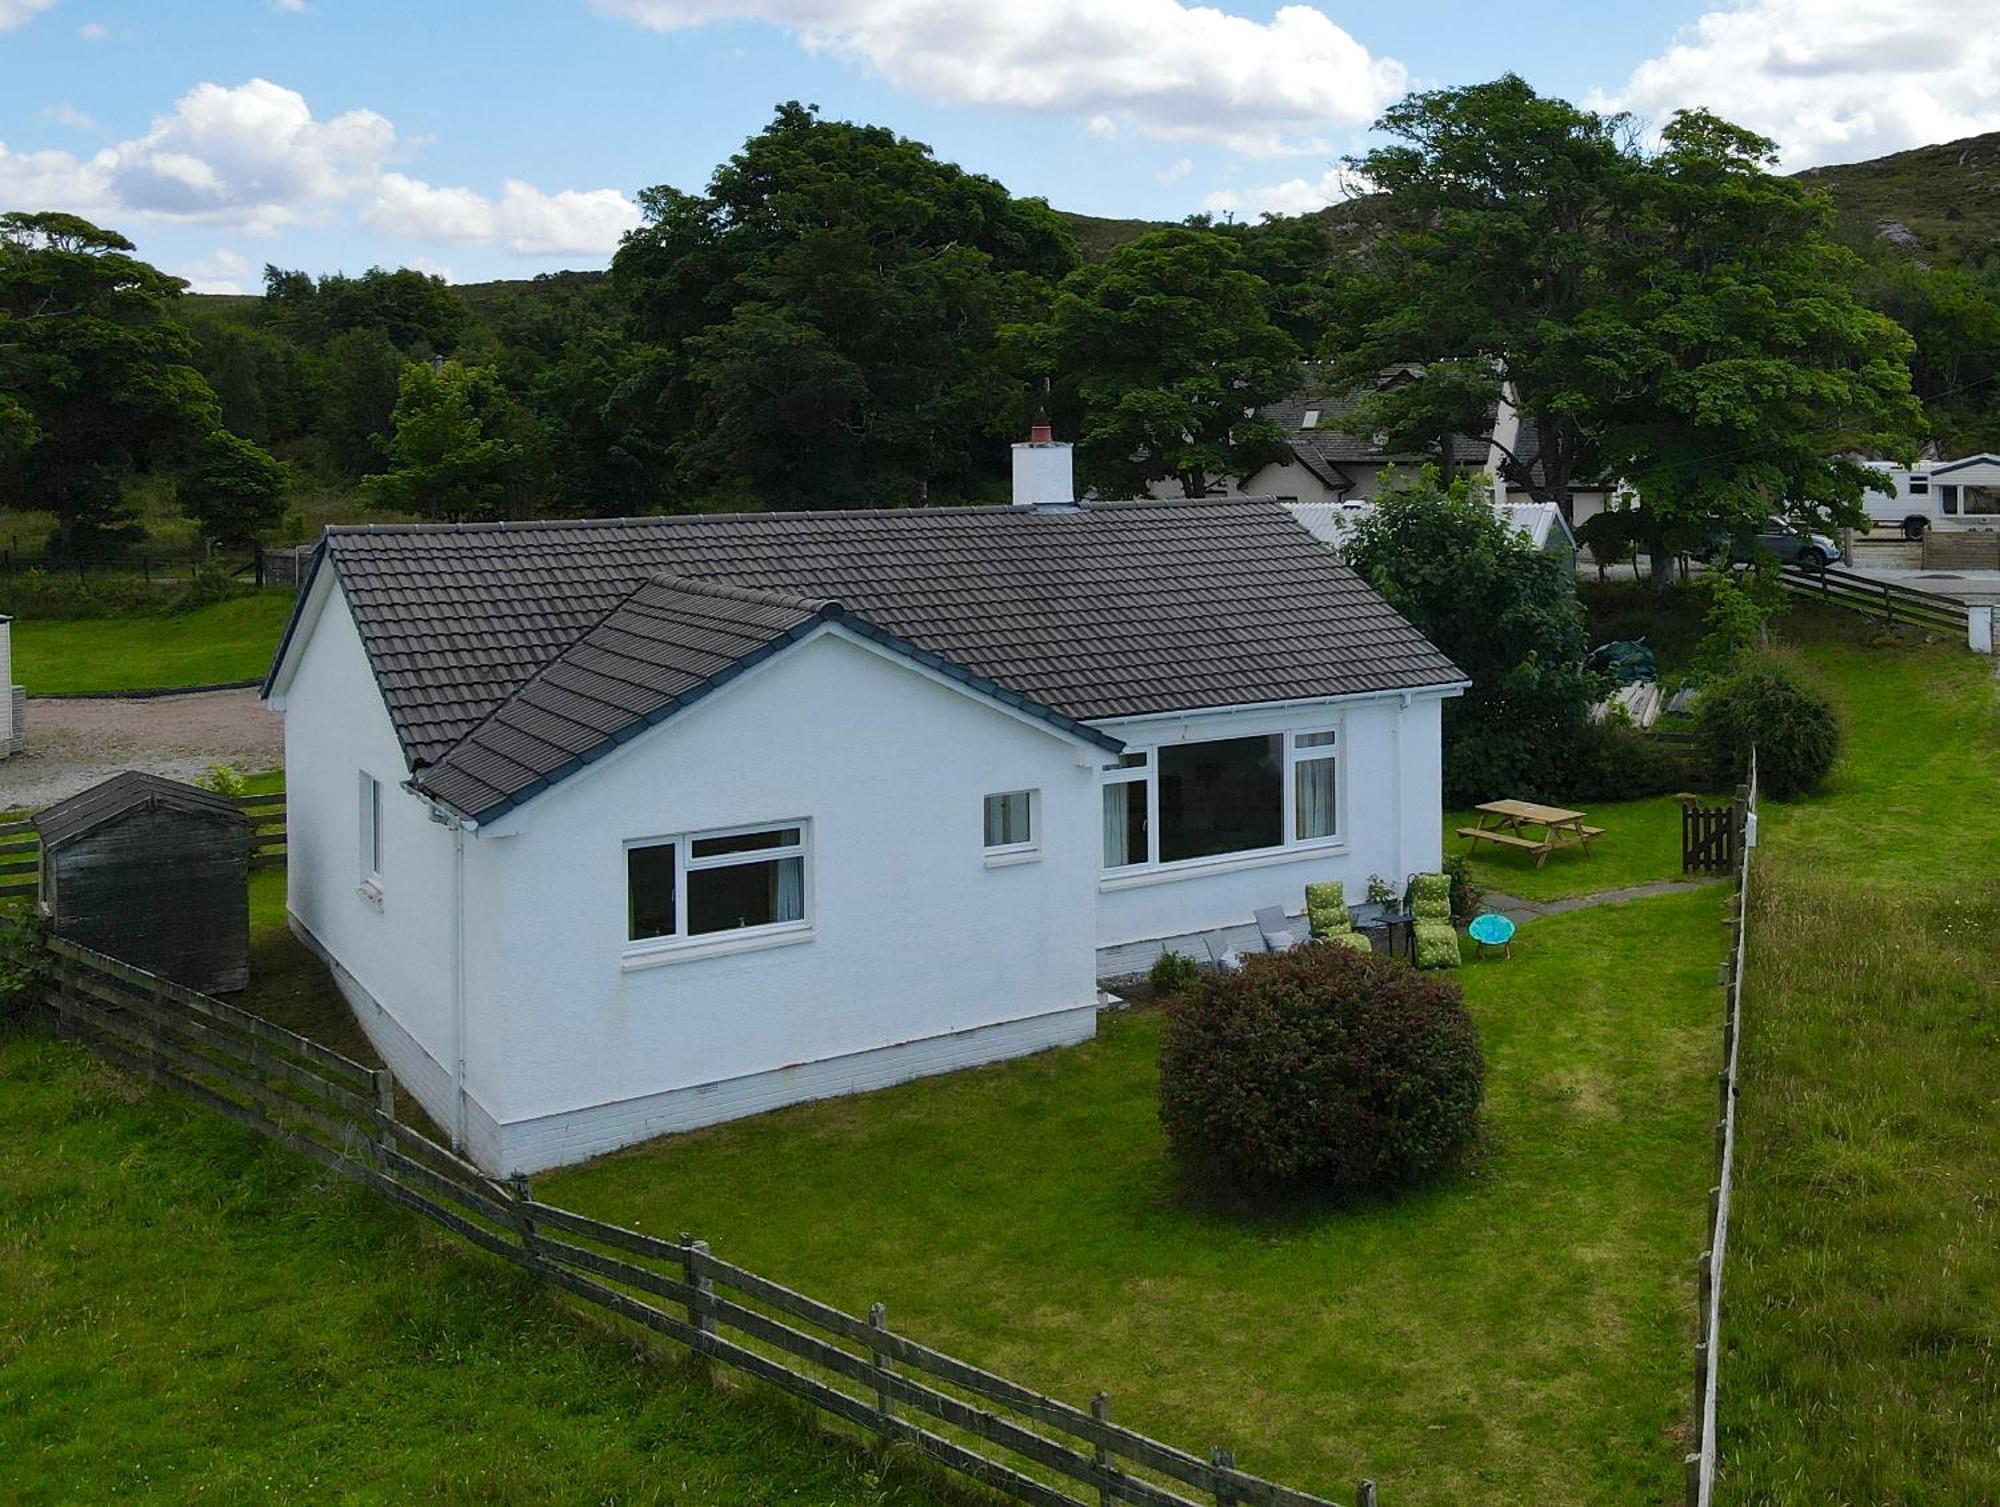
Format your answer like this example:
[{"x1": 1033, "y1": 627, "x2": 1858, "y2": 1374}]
[{"x1": 263, "y1": 433, "x2": 1465, "y2": 1174}]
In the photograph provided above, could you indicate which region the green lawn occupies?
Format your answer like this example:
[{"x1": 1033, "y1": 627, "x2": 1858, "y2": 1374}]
[
  {"x1": 9, "y1": 591, "x2": 297, "y2": 694},
  {"x1": 1446, "y1": 792, "x2": 1695, "y2": 902},
  {"x1": 545, "y1": 890, "x2": 1723, "y2": 1507},
  {"x1": 0, "y1": 1033, "x2": 958, "y2": 1507},
  {"x1": 1718, "y1": 608, "x2": 2000, "y2": 1503}
]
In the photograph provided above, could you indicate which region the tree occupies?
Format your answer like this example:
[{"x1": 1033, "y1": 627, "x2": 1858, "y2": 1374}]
[
  {"x1": 1032, "y1": 228, "x2": 1300, "y2": 497},
  {"x1": 313, "y1": 326, "x2": 408, "y2": 477},
  {"x1": 612, "y1": 102, "x2": 1078, "y2": 508},
  {"x1": 1323, "y1": 76, "x2": 1641, "y2": 515},
  {"x1": 1597, "y1": 112, "x2": 1922, "y2": 583},
  {"x1": 1342, "y1": 471, "x2": 1606, "y2": 804},
  {"x1": 262, "y1": 263, "x2": 467, "y2": 354},
  {"x1": 179, "y1": 428, "x2": 287, "y2": 548},
  {"x1": 363, "y1": 359, "x2": 533, "y2": 521},
  {"x1": 0, "y1": 212, "x2": 222, "y2": 555}
]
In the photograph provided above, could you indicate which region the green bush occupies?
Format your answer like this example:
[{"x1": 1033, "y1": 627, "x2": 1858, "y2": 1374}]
[
  {"x1": 1561, "y1": 717, "x2": 1699, "y2": 802},
  {"x1": 1441, "y1": 853, "x2": 1483, "y2": 925},
  {"x1": 1148, "y1": 949, "x2": 1202, "y2": 996},
  {"x1": 1158, "y1": 943, "x2": 1483, "y2": 1194},
  {"x1": 1696, "y1": 653, "x2": 1841, "y2": 799}
]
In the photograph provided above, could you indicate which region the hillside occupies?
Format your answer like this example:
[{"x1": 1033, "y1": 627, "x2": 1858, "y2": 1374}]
[{"x1": 1795, "y1": 131, "x2": 2000, "y2": 268}]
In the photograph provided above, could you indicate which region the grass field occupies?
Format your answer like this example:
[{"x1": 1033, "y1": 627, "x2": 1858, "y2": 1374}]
[
  {"x1": 545, "y1": 890, "x2": 1723, "y2": 1507},
  {"x1": 0, "y1": 1031, "x2": 959, "y2": 1507},
  {"x1": 1718, "y1": 609, "x2": 2000, "y2": 1503},
  {"x1": 10, "y1": 591, "x2": 297, "y2": 694},
  {"x1": 1446, "y1": 792, "x2": 1692, "y2": 902}
]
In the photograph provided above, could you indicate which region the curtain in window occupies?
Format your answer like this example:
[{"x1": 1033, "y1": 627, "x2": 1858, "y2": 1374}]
[
  {"x1": 1296, "y1": 757, "x2": 1337, "y2": 840},
  {"x1": 773, "y1": 856, "x2": 804, "y2": 923},
  {"x1": 1103, "y1": 783, "x2": 1129, "y2": 867}
]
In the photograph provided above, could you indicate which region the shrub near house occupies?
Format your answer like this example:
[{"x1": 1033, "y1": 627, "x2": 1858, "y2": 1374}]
[{"x1": 1158, "y1": 943, "x2": 1483, "y2": 1195}]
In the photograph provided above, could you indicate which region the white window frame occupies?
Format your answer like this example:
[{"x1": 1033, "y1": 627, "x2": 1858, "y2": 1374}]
[
  {"x1": 1098, "y1": 723, "x2": 1344, "y2": 877},
  {"x1": 623, "y1": 819, "x2": 813, "y2": 964},
  {"x1": 982, "y1": 789, "x2": 1040, "y2": 866},
  {"x1": 358, "y1": 770, "x2": 383, "y2": 899}
]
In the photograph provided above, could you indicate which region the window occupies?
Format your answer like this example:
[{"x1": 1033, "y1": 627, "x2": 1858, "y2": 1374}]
[
  {"x1": 1102, "y1": 752, "x2": 1149, "y2": 869},
  {"x1": 1158, "y1": 735, "x2": 1282, "y2": 863},
  {"x1": 626, "y1": 823, "x2": 808, "y2": 948},
  {"x1": 358, "y1": 771, "x2": 382, "y2": 884},
  {"x1": 1940, "y1": 484, "x2": 1960, "y2": 514},
  {"x1": 1967, "y1": 487, "x2": 2000, "y2": 516},
  {"x1": 1293, "y1": 730, "x2": 1339, "y2": 841},
  {"x1": 1300, "y1": 408, "x2": 1321, "y2": 430},
  {"x1": 1908, "y1": 475, "x2": 1929, "y2": 495},
  {"x1": 1099, "y1": 725, "x2": 1342, "y2": 872},
  {"x1": 983, "y1": 790, "x2": 1035, "y2": 851}
]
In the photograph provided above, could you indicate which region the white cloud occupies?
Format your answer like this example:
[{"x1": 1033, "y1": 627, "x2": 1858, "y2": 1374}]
[
  {"x1": 76, "y1": 18, "x2": 105, "y2": 38},
  {"x1": 593, "y1": 0, "x2": 1407, "y2": 155},
  {"x1": 271, "y1": 0, "x2": 308, "y2": 10},
  {"x1": 0, "y1": 76, "x2": 640, "y2": 260},
  {"x1": 1203, "y1": 164, "x2": 1348, "y2": 217},
  {"x1": 0, "y1": 0, "x2": 57, "y2": 33},
  {"x1": 179, "y1": 247, "x2": 251, "y2": 294},
  {"x1": 1593, "y1": 0, "x2": 2000, "y2": 168},
  {"x1": 1155, "y1": 157, "x2": 1192, "y2": 185},
  {"x1": 40, "y1": 102, "x2": 97, "y2": 130}
]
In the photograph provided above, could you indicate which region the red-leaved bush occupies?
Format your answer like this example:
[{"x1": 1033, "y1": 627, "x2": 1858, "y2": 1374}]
[{"x1": 1158, "y1": 943, "x2": 1483, "y2": 1195}]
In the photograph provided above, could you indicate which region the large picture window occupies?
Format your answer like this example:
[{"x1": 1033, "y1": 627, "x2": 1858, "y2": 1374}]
[
  {"x1": 1158, "y1": 735, "x2": 1283, "y2": 862},
  {"x1": 627, "y1": 823, "x2": 808, "y2": 947},
  {"x1": 1099, "y1": 725, "x2": 1342, "y2": 872}
]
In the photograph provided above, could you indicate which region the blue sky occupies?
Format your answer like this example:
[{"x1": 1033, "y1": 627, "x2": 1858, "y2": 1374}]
[{"x1": 3, "y1": 0, "x2": 1995, "y2": 288}]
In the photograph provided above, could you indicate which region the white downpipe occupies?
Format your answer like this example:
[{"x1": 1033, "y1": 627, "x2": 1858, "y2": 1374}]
[{"x1": 450, "y1": 822, "x2": 467, "y2": 1151}]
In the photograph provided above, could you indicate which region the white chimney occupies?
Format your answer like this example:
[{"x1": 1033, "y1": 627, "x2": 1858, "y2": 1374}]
[{"x1": 1011, "y1": 416, "x2": 1074, "y2": 509}]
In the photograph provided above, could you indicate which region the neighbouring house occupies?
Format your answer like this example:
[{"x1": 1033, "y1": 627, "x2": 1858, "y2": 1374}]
[
  {"x1": 263, "y1": 431, "x2": 1465, "y2": 1174},
  {"x1": 1150, "y1": 365, "x2": 1626, "y2": 527},
  {"x1": 0, "y1": 614, "x2": 21, "y2": 758}
]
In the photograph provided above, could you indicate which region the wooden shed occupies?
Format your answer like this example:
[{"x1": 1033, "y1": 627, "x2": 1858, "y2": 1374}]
[{"x1": 34, "y1": 772, "x2": 252, "y2": 994}]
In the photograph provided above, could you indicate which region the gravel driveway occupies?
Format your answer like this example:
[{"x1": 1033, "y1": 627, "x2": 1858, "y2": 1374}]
[{"x1": 1, "y1": 689, "x2": 282, "y2": 812}]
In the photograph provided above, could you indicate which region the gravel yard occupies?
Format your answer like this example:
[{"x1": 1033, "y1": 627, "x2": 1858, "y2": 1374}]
[{"x1": 0, "y1": 689, "x2": 282, "y2": 811}]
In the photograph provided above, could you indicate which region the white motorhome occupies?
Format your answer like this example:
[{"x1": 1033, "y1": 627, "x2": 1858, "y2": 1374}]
[{"x1": 1860, "y1": 455, "x2": 2000, "y2": 538}]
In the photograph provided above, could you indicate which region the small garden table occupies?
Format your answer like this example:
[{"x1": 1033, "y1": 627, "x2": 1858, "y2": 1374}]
[{"x1": 1458, "y1": 799, "x2": 1604, "y2": 869}]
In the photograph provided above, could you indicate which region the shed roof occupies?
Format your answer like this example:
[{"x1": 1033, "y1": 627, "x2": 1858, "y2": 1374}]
[{"x1": 34, "y1": 771, "x2": 249, "y2": 850}]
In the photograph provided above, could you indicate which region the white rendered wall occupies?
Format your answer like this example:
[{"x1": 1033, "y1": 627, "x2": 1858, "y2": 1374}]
[
  {"x1": 1092, "y1": 692, "x2": 1449, "y2": 952},
  {"x1": 275, "y1": 579, "x2": 472, "y2": 1133},
  {"x1": 469, "y1": 627, "x2": 1103, "y2": 1161}
]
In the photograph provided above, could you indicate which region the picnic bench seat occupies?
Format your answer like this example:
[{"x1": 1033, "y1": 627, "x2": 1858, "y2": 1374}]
[
  {"x1": 1456, "y1": 826, "x2": 1545, "y2": 852},
  {"x1": 1458, "y1": 800, "x2": 1605, "y2": 868}
]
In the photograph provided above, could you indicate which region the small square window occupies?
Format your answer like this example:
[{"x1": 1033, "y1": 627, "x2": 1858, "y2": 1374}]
[{"x1": 983, "y1": 790, "x2": 1034, "y2": 850}]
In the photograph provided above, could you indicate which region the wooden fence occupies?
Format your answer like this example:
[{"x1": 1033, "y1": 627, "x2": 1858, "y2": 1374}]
[
  {"x1": 1778, "y1": 563, "x2": 1968, "y2": 638},
  {"x1": 1684, "y1": 755, "x2": 1756, "y2": 1507},
  {"x1": 5, "y1": 915, "x2": 1369, "y2": 1507},
  {"x1": 0, "y1": 791, "x2": 284, "y2": 906},
  {"x1": 1678, "y1": 799, "x2": 1736, "y2": 874}
]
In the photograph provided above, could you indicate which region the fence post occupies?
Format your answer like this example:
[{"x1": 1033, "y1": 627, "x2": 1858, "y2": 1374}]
[
  {"x1": 1684, "y1": 1451, "x2": 1701, "y2": 1506},
  {"x1": 1357, "y1": 1481, "x2": 1377, "y2": 1507},
  {"x1": 1210, "y1": 1447, "x2": 1236, "y2": 1507},
  {"x1": 146, "y1": 974, "x2": 170, "y2": 1087},
  {"x1": 371, "y1": 1066, "x2": 396, "y2": 1121},
  {"x1": 681, "y1": 1233, "x2": 716, "y2": 1349},
  {"x1": 868, "y1": 1301, "x2": 895, "y2": 1423},
  {"x1": 1090, "y1": 1392, "x2": 1114, "y2": 1507}
]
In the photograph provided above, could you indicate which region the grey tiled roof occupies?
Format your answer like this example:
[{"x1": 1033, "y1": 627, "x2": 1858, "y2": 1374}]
[
  {"x1": 284, "y1": 498, "x2": 1464, "y2": 818},
  {"x1": 413, "y1": 574, "x2": 1121, "y2": 820},
  {"x1": 1269, "y1": 368, "x2": 1495, "y2": 472}
]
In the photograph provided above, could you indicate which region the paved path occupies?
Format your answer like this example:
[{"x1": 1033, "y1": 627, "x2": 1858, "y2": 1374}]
[{"x1": 1484, "y1": 878, "x2": 1725, "y2": 928}]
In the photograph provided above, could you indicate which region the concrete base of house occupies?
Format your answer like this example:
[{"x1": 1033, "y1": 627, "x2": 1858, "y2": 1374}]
[
  {"x1": 493, "y1": 1002, "x2": 1100, "y2": 1174},
  {"x1": 290, "y1": 912, "x2": 506, "y2": 1170},
  {"x1": 1096, "y1": 909, "x2": 1309, "y2": 985}
]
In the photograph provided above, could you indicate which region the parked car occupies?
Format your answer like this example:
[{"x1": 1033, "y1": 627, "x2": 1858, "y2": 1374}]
[{"x1": 1699, "y1": 516, "x2": 1841, "y2": 569}]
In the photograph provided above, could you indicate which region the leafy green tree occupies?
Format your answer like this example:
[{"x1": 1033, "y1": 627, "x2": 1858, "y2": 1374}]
[
  {"x1": 1032, "y1": 228, "x2": 1299, "y2": 497},
  {"x1": 0, "y1": 213, "x2": 224, "y2": 556},
  {"x1": 313, "y1": 326, "x2": 408, "y2": 477},
  {"x1": 1856, "y1": 255, "x2": 2000, "y2": 454},
  {"x1": 1323, "y1": 76, "x2": 1640, "y2": 512},
  {"x1": 179, "y1": 428, "x2": 288, "y2": 547},
  {"x1": 612, "y1": 102, "x2": 1078, "y2": 508},
  {"x1": 363, "y1": 359, "x2": 534, "y2": 520},
  {"x1": 1343, "y1": 470, "x2": 1605, "y2": 804},
  {"x1": 262, "y1": 263, "x2": 467, "y2": 353}
]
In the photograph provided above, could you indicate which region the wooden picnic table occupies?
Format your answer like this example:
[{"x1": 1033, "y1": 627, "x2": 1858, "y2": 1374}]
[{"x1": 1458, "y1": 799, "x2": 1604, "y2": 868}]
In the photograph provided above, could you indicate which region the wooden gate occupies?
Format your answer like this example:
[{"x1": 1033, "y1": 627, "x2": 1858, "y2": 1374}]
[{"x1": 1681, "y1": 800, "x2": 1737, "y2": 874}]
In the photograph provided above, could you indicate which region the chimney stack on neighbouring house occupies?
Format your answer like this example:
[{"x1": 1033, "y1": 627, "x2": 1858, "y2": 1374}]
[{"x1": 1011, "y1": 397, "x2": 1074, "y2": 509}]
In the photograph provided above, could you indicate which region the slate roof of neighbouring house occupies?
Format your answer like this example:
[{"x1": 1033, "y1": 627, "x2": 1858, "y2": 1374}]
[
  {"x1": 34, "y1": 770, "x2": 248, "y2": 850},
  {"x1": 270, "y1": 497, "x2": 1465, "y2": 821},
  {"x1": 1266, "y1": 368, "x2": 1496, "y2": 476}
]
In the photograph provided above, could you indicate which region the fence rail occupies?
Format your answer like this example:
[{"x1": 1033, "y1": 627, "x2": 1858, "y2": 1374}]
[
  {"x1": 4, "y1": 914, "x2": 1367, "y2": 1507},
  {"x1": 0, "y1": 791, "x2": 285, "y2": 904},
  {"x1": 1685, "y1": 754, "x2": 1756, "y2": 1507},
  {"x1": 1778, "y1": 564, "x2": 1969, "y2": 637}
]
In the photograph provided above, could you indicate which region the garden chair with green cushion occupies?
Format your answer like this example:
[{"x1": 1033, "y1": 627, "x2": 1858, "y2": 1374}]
[
  {"x1": 1304, "y1": 881, "x2": 1372, "y2": 954},
  {"x1": 1408, "y1": 871, "x2": 1461, "y2": 970}
]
